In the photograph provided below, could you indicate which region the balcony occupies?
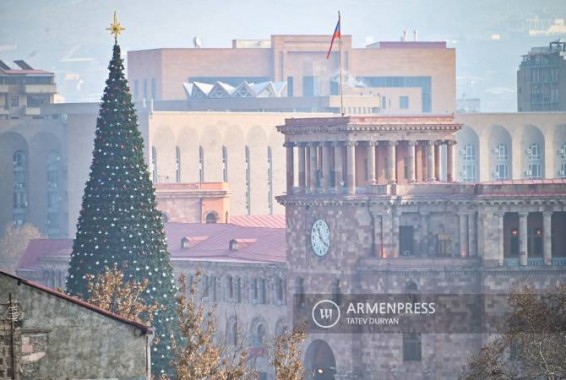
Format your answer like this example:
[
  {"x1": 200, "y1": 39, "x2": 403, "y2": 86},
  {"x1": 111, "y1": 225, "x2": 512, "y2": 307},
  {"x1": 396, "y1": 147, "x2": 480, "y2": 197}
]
[
  {"x1": 503, "y1": 257, "x2": 566, "y2": 267},
  {"x1": 23, "y1": 84, "x2": 56, "y2": 94}
]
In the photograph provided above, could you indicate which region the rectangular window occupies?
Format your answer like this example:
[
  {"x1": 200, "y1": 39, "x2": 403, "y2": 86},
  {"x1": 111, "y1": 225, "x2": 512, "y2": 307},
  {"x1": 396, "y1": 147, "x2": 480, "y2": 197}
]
[
  {"x1": 495, "y1": 163, "x2": 509, "y2": 180},
  {"x1": 10, "y1": 96, "x2": 19, "y2": 107},
  {"x1": 151, "y1": 78, "x2": 157, "y2": 100},
  {"x1": 143, "y1": 79, "x2": 148, "y2": 99},
  {"x1": 403, "y1": 333, "x2": 422, "y2": 362},
  {"x1": 303, "y1": 76, "x2": 318, "y2": 97},
  {"x1": 399, "y1": 96, "x2": 409, "y2": 109}
]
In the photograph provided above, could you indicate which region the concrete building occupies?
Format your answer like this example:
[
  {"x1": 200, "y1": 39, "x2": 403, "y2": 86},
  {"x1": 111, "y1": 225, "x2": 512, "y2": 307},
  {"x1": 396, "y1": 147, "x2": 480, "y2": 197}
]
[
  {"x1": 517, "y1": 40, "x2": 566, "y2": 111},
  {"x1": 127, "y1": 35, "x2": 456, "y2": 115},
  {"x1": 0, "y1": 270, "x2": 152, "y2": 380},
  {"x1": 1, "y1": 36, "x2": 566, "y2": 241}
]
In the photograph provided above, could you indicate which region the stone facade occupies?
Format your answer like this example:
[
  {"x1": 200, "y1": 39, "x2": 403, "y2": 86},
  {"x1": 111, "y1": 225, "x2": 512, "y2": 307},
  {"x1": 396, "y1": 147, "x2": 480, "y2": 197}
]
[
  {"x1": 0, "y1": 270, "x2": 152, "y2": 380},
  {"x1": 277, "y1": 115, "x2": 566, "y2": 379}
]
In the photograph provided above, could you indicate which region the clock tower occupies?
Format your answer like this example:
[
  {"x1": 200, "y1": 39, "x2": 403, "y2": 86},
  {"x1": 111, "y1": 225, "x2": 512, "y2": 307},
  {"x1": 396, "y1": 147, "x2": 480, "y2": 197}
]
[{"x1": 276, "y1": 115, "x2": 465, "y2": 379}]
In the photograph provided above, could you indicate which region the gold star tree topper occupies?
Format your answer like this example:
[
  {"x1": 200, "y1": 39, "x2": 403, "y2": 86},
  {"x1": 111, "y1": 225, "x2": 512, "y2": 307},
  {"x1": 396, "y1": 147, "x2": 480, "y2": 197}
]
[{"x1": 107, "y1": 11, "x2": 125, "y2": 41}]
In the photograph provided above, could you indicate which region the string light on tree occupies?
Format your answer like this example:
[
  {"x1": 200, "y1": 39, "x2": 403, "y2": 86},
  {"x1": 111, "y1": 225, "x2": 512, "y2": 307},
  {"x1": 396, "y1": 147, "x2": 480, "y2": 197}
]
[{"x1": 66, "y1": 12, "x2": 178, "y2": 378}]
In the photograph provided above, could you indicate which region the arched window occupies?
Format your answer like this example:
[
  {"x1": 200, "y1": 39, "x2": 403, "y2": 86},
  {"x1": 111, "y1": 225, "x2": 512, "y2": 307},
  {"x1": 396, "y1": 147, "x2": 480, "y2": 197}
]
[
  {"x1": 494, "y1": 143, "x2": 509, "y2": 180},
  {"x1": 251, "y1": 278, "x2": 258, "y2": 303},
  {"x1": 403, "y1": 332, "x2": 422, "y2": 362},
  {"x1": 226, "y1": 275, "x2": 233, "y2": 300},
  {"x1": 253, "y1": 324, "x2": 267, "y2": 347},
  {"x1": 201, "y1": 274, "x2": 209, "y2": 299},
  {"x1": 47, "y1": 151, "x2": 61, "y2": 234},
  {"x1": 526, "y1": 143, "x2": 542, "y2": 179},
  {"x1": 275, "y1": 277, "x2": 284, "y2": 305},
  {"x1": 560, "y1": 142, "x2": 566, "y2": 178},
  {"x1": 199, "y1": 146, "x2": 205, "y2": 182},
  {"x1": 234, "y1": 277, "x2": 241, "y2": 303},
  {"x1": 259, "y1": 278, "x2": 267, "y2": 304},
  {"x1": 222, "y1": 146, "x2": 228, "y2": 182},
  {"x1": 151, "y1": 146, "x2": 158, "y2": 183},
  {"x1": 205, "y1": 212, "x2": 218, "y2": 224},
  {"x1": 227, "y1": 317, "x2": 238, "y2": 346},
  {"x1": 460, "y1": 144, "x2": 477, "y2": 182},
  {"x1": 13, "y1": 150, "x2": 27, "y2": 226},
  {"x1": 176, "y1": 146, "x2": 181, "y2": 182}
]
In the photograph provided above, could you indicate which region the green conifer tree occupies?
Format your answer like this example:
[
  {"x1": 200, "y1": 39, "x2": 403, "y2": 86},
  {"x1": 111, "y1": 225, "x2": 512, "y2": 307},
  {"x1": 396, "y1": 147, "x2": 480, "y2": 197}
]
[{"x1": 66, "y1": 24, "x2": 177, "y2": 377}]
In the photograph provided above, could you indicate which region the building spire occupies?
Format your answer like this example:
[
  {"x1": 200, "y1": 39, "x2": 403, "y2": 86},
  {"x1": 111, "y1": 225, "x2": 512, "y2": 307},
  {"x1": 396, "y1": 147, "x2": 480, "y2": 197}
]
[{"x1": 106, "y1": 11, "x2": 125, "y2": 42}]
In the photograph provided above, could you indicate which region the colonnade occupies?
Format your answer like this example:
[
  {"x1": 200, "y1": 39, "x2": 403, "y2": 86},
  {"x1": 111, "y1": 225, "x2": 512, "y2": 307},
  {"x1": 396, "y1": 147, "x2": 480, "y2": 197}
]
[{"x1": 285, "y1": 139, "x2": 457, "y2": 194}]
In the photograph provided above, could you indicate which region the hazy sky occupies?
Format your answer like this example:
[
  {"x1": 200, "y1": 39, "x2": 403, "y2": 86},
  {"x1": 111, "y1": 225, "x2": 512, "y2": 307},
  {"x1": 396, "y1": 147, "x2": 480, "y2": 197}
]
[{"x1": 1, "y1": 0, "x2": 565, "y2": 109}]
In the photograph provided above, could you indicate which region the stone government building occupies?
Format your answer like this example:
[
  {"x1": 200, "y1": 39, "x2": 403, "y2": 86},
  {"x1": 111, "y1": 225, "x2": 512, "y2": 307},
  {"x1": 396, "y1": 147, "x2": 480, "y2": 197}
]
[
  {"x1": 2, "y1": 33, "x2": 566, "y2": 379},
  {"x1": 12, "y1": 114, "x2": 566, "y2": 379}
]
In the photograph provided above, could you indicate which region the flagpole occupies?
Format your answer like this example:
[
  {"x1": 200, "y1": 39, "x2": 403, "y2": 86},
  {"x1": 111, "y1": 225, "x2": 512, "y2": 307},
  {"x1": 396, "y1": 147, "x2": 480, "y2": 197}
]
[{"x1": 338, "y1": 11, "x2": 344, "y2": 116}]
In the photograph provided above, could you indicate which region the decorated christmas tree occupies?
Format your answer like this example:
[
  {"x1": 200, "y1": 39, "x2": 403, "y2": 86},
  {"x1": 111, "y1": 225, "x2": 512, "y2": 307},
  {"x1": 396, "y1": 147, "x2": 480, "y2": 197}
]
[{"x1": 66, "y1": 13, "x2": 177, "y2": 377}]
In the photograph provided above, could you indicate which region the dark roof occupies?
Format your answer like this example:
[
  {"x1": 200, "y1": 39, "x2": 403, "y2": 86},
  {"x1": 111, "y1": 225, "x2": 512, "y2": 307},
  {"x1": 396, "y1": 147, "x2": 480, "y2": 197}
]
[{"x1": 0, "y1": 270, "x2": 152, "y2": 334}]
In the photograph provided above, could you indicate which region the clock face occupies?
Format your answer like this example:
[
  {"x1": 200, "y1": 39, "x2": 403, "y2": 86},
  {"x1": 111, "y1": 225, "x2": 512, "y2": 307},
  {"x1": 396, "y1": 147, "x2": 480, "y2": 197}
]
[{"x1": 311, "y1": 219, "x2": 330, "y2": 257}]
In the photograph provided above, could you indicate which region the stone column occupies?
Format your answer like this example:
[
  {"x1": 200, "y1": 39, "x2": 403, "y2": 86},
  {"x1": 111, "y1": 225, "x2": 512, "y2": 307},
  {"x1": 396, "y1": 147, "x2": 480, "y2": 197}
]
[
  {"x1": 519, "y1": 212, "x2": 528, "y2": 266},
  {"x1": 346, "y1": 141, "x2": 357, "y2": 195},
  {"x1": 284, "y1": 142, "x2": 294, "y2": 194},
  {"x1": 468, "y1": 212, "x2": 477, "y2": 256},
  {"x1": 496, "y1": 212, "x2": 504, "y2": 266},
  {"x1": 392, "y1": 209, "x2": 400, "y2": 258},
  {"x1": 426, "y1": 141, "x2": 435, "y2": 181},
  {"x1": 367, "y1": 141, "x2": 377, "y2": 184},
  {"x1": 309, "y1": 143, "x2": 318, "y2": 193},
  {"x1": 298, "y1": 143, "x2": 306, "y2": 191},
  {"x1": 434, "y1": 141, "x2": 441, "y2": 181},
  {"x1": 543, "y1": 211, "x2": 552, "y2": 265},
  {"x1": 334, "y1": 142, "x2": 343, "y2": 193},
  {"x1": 446, "y1": 140, "x2": 456, "y2": 182},
  {"x1": 459, "y1": 213, "x2": 468, "y2": 257},
  {"x1": 407, "y1": 141, "x2": 417, "y2": 183},
  {"x1": 321, "y1": 142, "x2": 331, "y2": 193},
  {"x1": 387, "y1": 141, "x2": 397, "y2": 184},
  {"x1": 420, "y1": 212, "x2": 430, "y2": 257}
]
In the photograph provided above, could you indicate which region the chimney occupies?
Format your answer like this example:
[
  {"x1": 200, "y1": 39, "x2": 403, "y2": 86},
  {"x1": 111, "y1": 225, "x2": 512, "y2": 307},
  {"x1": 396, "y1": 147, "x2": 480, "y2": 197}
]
[{"x1": 413, "y1": 30, "x2": 418, "y2": 41}]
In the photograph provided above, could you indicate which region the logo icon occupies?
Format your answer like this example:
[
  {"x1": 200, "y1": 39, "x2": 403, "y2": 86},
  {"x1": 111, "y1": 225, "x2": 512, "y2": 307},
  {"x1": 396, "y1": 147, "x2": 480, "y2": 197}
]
[{"x1": 312, "y1": 299, "x2": 341, "y2": 329}]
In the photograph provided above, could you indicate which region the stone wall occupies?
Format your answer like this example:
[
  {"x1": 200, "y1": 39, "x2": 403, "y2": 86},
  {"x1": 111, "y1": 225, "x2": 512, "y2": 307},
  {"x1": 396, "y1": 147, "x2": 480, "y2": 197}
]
[{"x1": 0, "y1": 272, "x2": 150, "y2": 380}]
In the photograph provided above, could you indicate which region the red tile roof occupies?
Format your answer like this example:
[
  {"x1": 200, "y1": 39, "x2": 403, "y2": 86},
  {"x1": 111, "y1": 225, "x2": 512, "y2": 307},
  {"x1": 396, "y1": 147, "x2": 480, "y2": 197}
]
[
  {"x1": 166, "y1": 223, "x2": 286, "y2": 264},
  {"x1": 229, "y1": 214, "x2": 286, "y2": 229},
  {"x1": 17, "y1": 222, "x2": 287, "y2": 272},
  {"x1": 17, "y1": 239, "x2": 72, "y2": 270}
]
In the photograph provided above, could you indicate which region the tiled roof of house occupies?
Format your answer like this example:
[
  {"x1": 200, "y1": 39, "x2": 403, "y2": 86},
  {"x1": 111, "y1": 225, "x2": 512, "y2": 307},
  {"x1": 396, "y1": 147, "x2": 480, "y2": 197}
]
[
  {"x1": 17, "y1": 221, "x2": 287, "y2": 272},
  {"x1": 165, "y1": 222, "x2": 286, "y2": 264}
]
